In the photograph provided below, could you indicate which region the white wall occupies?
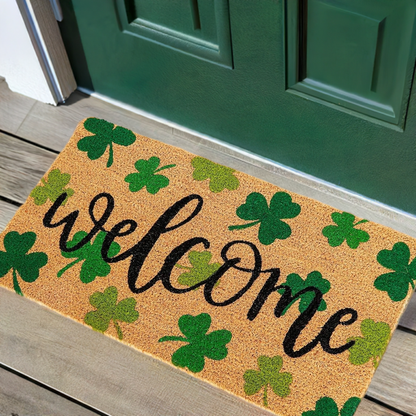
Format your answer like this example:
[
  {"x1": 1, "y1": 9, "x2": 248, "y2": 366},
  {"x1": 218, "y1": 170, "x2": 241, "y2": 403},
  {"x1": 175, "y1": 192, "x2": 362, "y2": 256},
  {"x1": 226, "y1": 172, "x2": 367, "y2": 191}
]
[{"x1": 0, "y1": 0, "x2": 56, "y2": 104}]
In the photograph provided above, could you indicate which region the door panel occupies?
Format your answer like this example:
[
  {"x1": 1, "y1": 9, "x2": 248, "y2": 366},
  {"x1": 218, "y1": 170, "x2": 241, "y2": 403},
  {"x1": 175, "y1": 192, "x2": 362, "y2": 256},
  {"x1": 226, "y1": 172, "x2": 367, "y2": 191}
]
[
  {"x1": 116, "y1": 0, "x2": 233, "y2": 66},
  {"x1": 287, "y1": 0, "x2": 416, "y2": 127},
  {"x1": 59, "y1": 0, "x2": 416, "y2": 215}
]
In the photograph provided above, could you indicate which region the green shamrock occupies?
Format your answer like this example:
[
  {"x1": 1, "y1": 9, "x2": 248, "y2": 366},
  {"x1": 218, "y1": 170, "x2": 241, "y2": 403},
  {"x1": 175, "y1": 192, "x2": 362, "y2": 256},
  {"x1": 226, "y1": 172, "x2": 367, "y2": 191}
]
[
  {"x1": 228, "y1": 192, "x2": 301, "y2": 245},
  {"x1": 77, "y1": 118, "x2": 136, "y2": 167},
  {"x1": 322, "y1": 212, "x2": 369, "y2": 249},
  {"x1": 30, "y1": 169, "x2": 74, "y2": 206},
  {"x1": 347, "y1": 319, "x2": 391, "y2": 368},
  {"x1": 302, "y1": 396, "x2": 361, "y2": 416},
  {"x1": 159, "y1": 313, "x2": 232, "y2": 373},
  {"x1": 175, "y1": 251, "x2": 221, "y2": 289},
  {"x1": 0, "y1": 231, "x2": 48, "y2": 296},
  {"x1": 84, "y1": 286, "x2": 139, "y2": 340},
  {"x1": 58, "y1": 231, "x2": 120, "y2": 283},
  {"x1": 374, "y1": 242, "x2": 416, "y2": 302},
  {"x1": 125, "y1": 156, "x2": 176, "y2": 194},
  {"x1": 277, "y1": 271, "x2": 330, "y2": 315},
  {"x1": 243, "y1": 355, "x2": 292, "y2": 407},
  {"x1": 191, "y1": 157, "x2": 240, "y2": 193}
]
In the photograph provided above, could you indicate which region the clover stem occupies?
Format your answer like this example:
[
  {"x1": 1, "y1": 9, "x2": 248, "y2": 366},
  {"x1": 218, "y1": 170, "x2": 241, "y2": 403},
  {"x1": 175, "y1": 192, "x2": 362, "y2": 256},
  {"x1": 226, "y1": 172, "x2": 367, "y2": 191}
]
[
  {"x1": 373, "y1": 357, "x2": 378, "y2": 368},
  {"x1": 410, "y1": 279, "x2": 415, "y2": 290},
  {"x1": 263, "y1": 385, "x2": 268, "y2": 407},
  {"x1": 57, "y1": 258, "x2": 83, "y2": 277},
  {"x1": 175, "y1": 264, "x2": 192, "y2": 270},
  {"x1": 154, "y1": 164, "x2": 176, "y2": 173},
  {"x1": 12, "y1": 269, "x2": 23, "y2": 296},
  {"x1": 354, "y1": 219, "x2": 369, "y2": 226},
  {"x1": 158, "y1": 336, "x2": 188, "y2": 342},
  {"x1": 107, "y1": 143, "x2": 114, "y2": 168},
  {"x1": 114, "y1": 320, "x2": 123, "y2": 340},
  {"x1": 228, "y1": 220, "x2": 261, "y2": 231}
]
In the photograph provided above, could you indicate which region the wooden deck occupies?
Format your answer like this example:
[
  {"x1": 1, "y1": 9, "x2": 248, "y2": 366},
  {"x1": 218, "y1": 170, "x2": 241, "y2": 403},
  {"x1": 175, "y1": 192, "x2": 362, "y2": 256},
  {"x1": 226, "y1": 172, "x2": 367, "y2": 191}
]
[{"x1": 0, "y1": 78, "x2": 415, "y2": 416}]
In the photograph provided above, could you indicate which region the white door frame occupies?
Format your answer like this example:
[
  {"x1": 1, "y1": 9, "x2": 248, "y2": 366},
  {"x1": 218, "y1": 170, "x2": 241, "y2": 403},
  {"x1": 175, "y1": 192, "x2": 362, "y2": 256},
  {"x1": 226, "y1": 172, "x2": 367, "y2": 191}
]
[{"x1": 0, "y1": 0, "x2": 75, "y2": 104}]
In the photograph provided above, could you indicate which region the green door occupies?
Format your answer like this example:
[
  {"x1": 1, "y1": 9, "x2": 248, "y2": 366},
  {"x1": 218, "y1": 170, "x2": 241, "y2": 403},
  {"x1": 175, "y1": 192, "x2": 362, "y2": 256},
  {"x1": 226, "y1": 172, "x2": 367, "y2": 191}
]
[{"x1": 60, "y1": 0, "x2": 416, "y2": 214}]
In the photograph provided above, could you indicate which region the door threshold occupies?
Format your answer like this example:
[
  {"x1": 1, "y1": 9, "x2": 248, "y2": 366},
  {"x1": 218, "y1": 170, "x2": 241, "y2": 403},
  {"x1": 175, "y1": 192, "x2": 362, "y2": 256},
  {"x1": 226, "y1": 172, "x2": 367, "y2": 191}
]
[{"x1": 77, "y1": 87, "x2": 416, "y2": 238}]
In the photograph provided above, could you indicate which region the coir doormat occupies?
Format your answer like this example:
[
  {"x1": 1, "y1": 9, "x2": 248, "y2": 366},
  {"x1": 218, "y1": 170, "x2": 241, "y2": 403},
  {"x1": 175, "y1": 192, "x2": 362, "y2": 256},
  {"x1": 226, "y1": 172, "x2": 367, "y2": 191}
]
[{"x1": 1, "y1": 118, "x2": 415, "y2": 415}]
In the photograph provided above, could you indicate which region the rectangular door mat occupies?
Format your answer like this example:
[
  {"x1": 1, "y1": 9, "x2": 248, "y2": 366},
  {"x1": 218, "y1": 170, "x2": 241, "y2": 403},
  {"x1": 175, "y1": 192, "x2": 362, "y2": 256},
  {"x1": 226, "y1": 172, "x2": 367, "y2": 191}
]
[{"x1": 1, "y1": 118, "x2": 415, "y2": 416}]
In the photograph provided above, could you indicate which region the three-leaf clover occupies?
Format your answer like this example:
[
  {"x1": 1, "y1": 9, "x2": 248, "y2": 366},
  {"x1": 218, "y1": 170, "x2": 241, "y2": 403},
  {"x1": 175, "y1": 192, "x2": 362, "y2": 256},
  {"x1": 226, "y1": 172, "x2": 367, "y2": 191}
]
[
  {"x1": 159, "y1": 313, "x2": 232, "y2": 373},
  {"x1": 347, "y1": 319, "x2": 391, "y2": 368},
  {"x1": 30, "y1": 169, "x2": 74, "y2": 206},
  {"x1": 322, "y1": 212, "x2": 369, "y2": 249},
  {"x1": 228, "y1": 192, "x2": 301, "y2": 245},
  {"x1": 125, "y1": 156, "x2": 176, "y2": 194},
  {"x1": 58, "y1": 231, "x2": 120, "y2": 283},
  {"x1": 191, "y1": 157, "x2": 240, "y2": 193},
  {"x1": 84, "y1": 286, "x2": 139, "y2": 340},
  {"x1": 0, "y1": 231, "x2": 48, "y2": 296},
  {"x1": 175, "y1": 251, "x2": 221, "y2": 289},
  {"x1": 243, "y1": 355, "x2": 292, "y2": 407},
  {"x1": 276, "y1": 271, "x2": 330, "y2": 315},
  {"x1": 78, "y1": 118, "x2": 136, "y2": 167},
  {"x1": 374, "y1": 242, "x2": 416, "y2": 302},
  {"x1": 302, "y1": 396, "x2": 361, "y2": 416}
]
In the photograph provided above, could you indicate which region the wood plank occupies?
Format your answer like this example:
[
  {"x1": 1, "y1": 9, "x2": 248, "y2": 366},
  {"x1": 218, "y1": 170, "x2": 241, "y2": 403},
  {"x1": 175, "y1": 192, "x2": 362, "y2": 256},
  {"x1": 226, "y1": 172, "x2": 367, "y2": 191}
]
[
  {"x1": 0, "y1": 366, "x2": 100, "y2": 416},
  {"x1": 0, "y1": 286, "x2": 414, "y2": 416},
  {"x1": 367, "y1": 329, "x2": 416, "y2": 415},
  {"x1": 356, "y1": 399, "x2": 401, "y2": 416},
  {"x1": 16, "y1": 90, "x2": 174, "y2": 152},
  {"x1": 0, "y1": 79, "x2": 36, "y2": 134},
  {"x1": 399, "y1": 290, "x2": 416, "y2": 332},
  {"x1": 0, "y1": 200, "x2": 18, "y2": 232},
  {"x1": 0, "y1": 132, "x2": 57, "y2": 204}
]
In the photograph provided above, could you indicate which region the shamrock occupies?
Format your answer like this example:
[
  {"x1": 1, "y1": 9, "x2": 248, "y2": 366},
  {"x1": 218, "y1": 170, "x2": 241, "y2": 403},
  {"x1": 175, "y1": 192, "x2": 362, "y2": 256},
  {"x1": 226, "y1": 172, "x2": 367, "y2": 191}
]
[
  {"x1": 374, "y1": 242, "x2": 416, "y2": 302},
  {"x1": 0, "y1": 231, "x2": 48, "y2": 296},
  {"x1": 175, "y1": 251, "x2": 221, "y2": 289},
  {"x1": 347, "y1": 319, "x2": 391, "y2": 368},
  {"x1": 228, "y1": 192, "x2": 301, "y2": 245},
  {"x1": 84, "y1": 286, "x2": 139, "y2": 340},
  {"x1": 322, "y1": 212, "x2": 369, "y2": 249},
  {"x1": 30, "y1": 169, "x2": 74, "y2": 206},
  {"x1": 77, "y1": 118, "x2": 136, "y2": 167},
  {"x1": 243, "y1": 355, "x2": 292, "y2": 407},
  {"x1": 125, "y1": 156, "x2": 176, "y2": 194},
  {"x1": 191, "y1": 157, "x2": 240, "y2": 193},
  {"x1": 58, "y1": 231, "x2": 120, "y2": 283},
  {"x1": 159, "y1": 313, "x2": 232, "y2": 373},
  {"x1": 277, "y1": 271, "x2": 330, "y2": 315},
  {"x1": 302, "y1": 396, "x2": 361, "y2": 416}
]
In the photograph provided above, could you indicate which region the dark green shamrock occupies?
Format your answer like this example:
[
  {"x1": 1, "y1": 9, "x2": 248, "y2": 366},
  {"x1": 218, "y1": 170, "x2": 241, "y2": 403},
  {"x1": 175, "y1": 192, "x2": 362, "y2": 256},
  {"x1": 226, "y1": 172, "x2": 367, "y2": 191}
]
[
  {"x1": 347, "y1": 319, "x2": 391, "y2": 368},
  {"x1": 302, "y1": 396, "x2": 361, "y2": 416},
  {"x1": 277, "y1": 271, "x2": 330, "y2": 315},
  {"x1": 228, "y1": 192, "x2": 301, "y2": 245},
  {"x1": 84, "y1": 286, "x2": 139, "y2": 340},
  {"x1": 322, "y1": 212, "x2": 369, "y2": 249},
  {"x1": 243, "y1": 355, "x2": 292, "y2": 407},
  {"x1": 30, "y1": 169, "x2": 74, "y2": 206},
  {"x1": 175, "y1": 251, "x2": 221, "y2": 289},
  {"x1": 159, "y1": 313, "x2": 232, "y2": 373},
  {"x1": 125, "y1": 156, "x2": 176, "y2": 194},
  {"x1": 58, "y1": 231, "x2": 120, "y2": 283},
  {"x1": 374, "y1": 242, "x2": 416, "y2": 302},
  {"x1": 191, "y1": 157, "x2": 240, "y2": 193},
  {"x1": 77, "y1": 118, "x2": 136, "y2": 167},
  {"x1": 0, "y1": 231, "x2": 48, "y2": 296}
]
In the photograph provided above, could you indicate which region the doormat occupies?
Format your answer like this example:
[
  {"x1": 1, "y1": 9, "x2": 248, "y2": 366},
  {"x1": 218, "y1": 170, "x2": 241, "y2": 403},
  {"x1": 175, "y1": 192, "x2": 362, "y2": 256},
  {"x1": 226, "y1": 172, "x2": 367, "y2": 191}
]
[{"x1": 1, "y1": 118, "x2": 415, "y2": 416}]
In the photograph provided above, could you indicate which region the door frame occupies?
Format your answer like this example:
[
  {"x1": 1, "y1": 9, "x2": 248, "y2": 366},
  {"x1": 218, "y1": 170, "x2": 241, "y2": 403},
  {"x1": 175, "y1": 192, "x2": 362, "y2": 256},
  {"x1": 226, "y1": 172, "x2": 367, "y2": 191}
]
[{"x1": 1, "y1": 0, "x2": 75, "y2": 104}]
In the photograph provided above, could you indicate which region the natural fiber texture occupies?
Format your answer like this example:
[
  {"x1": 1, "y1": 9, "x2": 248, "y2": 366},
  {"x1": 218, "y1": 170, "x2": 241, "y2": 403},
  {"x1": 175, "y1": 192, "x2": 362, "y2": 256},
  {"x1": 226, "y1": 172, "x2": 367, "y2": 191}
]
[{"x1": 1, "y1": 118, "x2": 415, "y2": 416}]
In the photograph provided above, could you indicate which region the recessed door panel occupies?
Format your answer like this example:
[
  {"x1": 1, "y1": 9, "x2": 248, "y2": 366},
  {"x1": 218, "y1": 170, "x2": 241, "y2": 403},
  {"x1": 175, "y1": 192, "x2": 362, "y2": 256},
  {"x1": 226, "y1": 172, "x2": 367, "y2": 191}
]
[
  {"x1": 286, "y1": 0, "x2": 416, "y2": 128},
  {"x1": 116, "y1": 0, "x2": 233, "y2": 67}
]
